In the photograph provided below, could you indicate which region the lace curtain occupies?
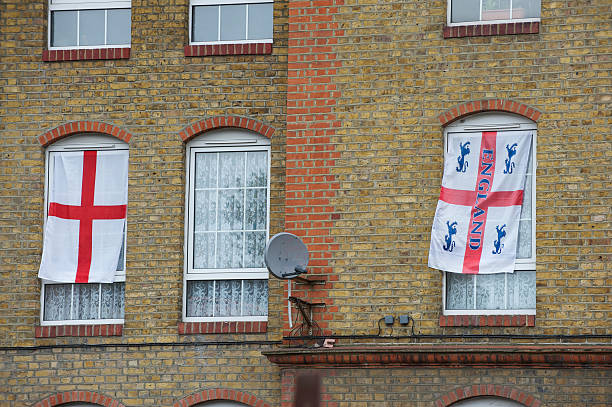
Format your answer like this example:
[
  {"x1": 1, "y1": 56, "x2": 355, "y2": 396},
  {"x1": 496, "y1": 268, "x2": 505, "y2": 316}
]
[
  {"x1": 43, "y1": 283, "x2": 125, "y2": 321},
  {"x1": 186, "y1": 280, "x2": 268, "y2": 317}
]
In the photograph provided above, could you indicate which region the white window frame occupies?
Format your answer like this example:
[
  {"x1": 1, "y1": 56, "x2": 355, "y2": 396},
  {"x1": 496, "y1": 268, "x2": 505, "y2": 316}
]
[
  {"x1": 446, "y1": 0, "x2": 541, "y2": 26},
  {"x1": 442, "y1": 112, "x2": 536, "y2": 315},
  {"x1": 48, "y1": 0, "x2": 132, "y2": 50},
  {"x1": 188, "y1": 0, "x2": 274, "y2": 46},
  {"x1": 183, "y1": 128, "x2": 270, "y2": 322},
  {"x1": 41, "y1": 134, "x2": 127, "y2": 326}
]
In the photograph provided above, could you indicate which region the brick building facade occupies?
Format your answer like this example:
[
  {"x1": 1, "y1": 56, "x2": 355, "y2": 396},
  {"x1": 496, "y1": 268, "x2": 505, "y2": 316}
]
[{"x1": 0, "y1": 0, "x2": 610, "y2": 406}]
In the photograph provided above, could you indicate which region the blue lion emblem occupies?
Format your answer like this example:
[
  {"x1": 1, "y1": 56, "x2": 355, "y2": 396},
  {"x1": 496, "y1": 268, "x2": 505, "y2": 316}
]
[
  {"x1": 492, "y1": 224, "x2": 507, "y2": 255},
  {"x1": 503, "y1": 143, "x2": 518, "y2": 174},
  {"x1": 443, "y1": 221, "x2": 457, "y2": 252},
  {"x1": 456, "y1": 141, "x2": 470, "y2": 173}
]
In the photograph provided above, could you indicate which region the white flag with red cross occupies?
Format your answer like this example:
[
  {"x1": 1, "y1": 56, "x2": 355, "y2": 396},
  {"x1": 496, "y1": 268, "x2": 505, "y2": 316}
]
[
  {"x1": 428, "y1": 130, "x2": 533, "y2": 274},
  {"x1": 39, "y1": 150, "x2": 128, "y2": 283}
]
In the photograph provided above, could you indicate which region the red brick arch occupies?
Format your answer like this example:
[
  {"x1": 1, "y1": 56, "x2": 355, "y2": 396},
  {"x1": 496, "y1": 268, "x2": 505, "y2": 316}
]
[
  {"x1": 173, "y1": 388, "x2": 271, "y2": 407},
  {"x1": 33, "y1": 391, "x2": 125, "y2": 407},
  {"x1": 438, "y1": 99, "x2": 541, "y2": 126},
  {"x1": 37, "y1": 121, "x2": 133, "y2": 147},
  {"x1": 434, "y1": 384, "x2": 541, "y2": 407},
  {"x1": 178, "y1": 115, "x2": 275, "y2": 143}
]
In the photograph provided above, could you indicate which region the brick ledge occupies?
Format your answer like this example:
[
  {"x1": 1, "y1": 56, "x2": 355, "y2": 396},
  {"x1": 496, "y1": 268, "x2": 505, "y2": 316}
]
[
  {"x1": 444, "y1": 22, "x2": 539, "y2": 38},
  {"x1": 184, "y1": 43, "x2": 272, "y2": 57},
  {"x1": 440, "y1": 314, "x2": 535, "y2": 327},
  {"x1": 178, "y1": 321, "x2": 267, "y2": 334},
  {"x1": 43, "y1": 47, "x2": 130, "y2": 62},
  {"x1": 36, "y1": 324, "x2": 123, "y2": 338}
]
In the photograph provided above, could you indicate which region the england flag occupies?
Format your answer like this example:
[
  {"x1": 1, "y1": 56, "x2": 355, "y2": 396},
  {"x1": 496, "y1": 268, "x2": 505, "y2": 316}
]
[
  {"x1": 428, "y1": 130, "x2": 533, "y2": 274},
  {"x1": 39, "y1": 150, "x2": 128, "y2": 283}
]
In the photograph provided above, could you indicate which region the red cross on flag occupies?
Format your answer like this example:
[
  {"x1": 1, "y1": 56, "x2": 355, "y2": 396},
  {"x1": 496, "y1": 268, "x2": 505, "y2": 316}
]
[
  {"x1": 428, "y1": 130, "x2": 533, "y2": 274},
  {"x1": 39, "y1": 150, "x2": 128, "y2": 283}
]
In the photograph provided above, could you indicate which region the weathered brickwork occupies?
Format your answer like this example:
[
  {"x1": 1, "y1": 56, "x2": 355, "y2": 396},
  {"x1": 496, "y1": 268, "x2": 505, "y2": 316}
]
[{"x1": 1, "y1": 0, "x2": 610, "y2": 405}]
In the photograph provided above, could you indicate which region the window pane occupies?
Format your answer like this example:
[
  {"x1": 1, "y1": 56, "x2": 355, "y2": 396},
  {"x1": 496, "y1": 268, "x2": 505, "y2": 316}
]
[
  {"x1": 446, "y1": 272, "x2": 474, "y2": 310},
  {"x1": 44, "y1": 284, "x2": 72, "y2": 321},
  {"x1": 218, "y1": 189, "x2": 244, "y2": 231},
  {"x1": 195, "y1": 152, "x2": 218, "y2": 189},
  {"x1": 186, "y1": 280, "x2": 214, "y2": 317},
  {"x1": 246, "y1": 151, "x2": 268, "y2": 187},
  {"x1": 79, "y1": 9, "x2": 105, "y2": 46},
  {"x1": 243, "y1": 279, "x2": 268, "y2": 316},
  {"x1": 244, "y1": 231, "x2": 266, "y2": 267},
  {"x1": 51, "y1": 11, "x2": 78, "y2": 47},
  {"x1": 116, "y1": 227, "x2": 125, "y2": 271},
  {"x1": 220, "y1": 4, "x2": 246, "y2": 41},
  {"x1": 519, "y1": 174, "x2": 532, "y2": 219},
  {"x1": 219, "y1": 152, "x2": 244, "y2": 188},
  {"x1": 475, "y1": 273, "x2": 506, "y2": 309},
  {"x1": 214, "y1": 280, "x2": 242, "y2": 316},
  {"x1": 100, "y1": 283, "x2": 125, "y2": 319},
  {"x1": 516, "y1": 219, "x2": 532, "y2": 258},
  {"x1": 216, "y1": 232, "x2": 243, "y2": 268},
  {"x1": 73, "y1": 283, "x2": 100, "y2": 320},
  {"x1": 482, "y1": 0, "x2": 511, "y2": 21},
  {"x1": 192, "y1": 5, "x2": 219, "y2": 42},
  {"x1": 507, "y1": 271, "x2": 536, "y2": 309},
  {"x1": 194, "y1": 190, "x2": 217, "y2": 232},
  {"x1": 107, "y1": 8, "x2": 131, "y2": 45},
  {"x1": 514, "y1": 0, "x2": 540, "y2": 18},
  {"x1": 450, "y1": 0, "x2": 480, "y2": 23},
  {"x1": 245, "y1": 188, "x2": 267, "y2": 230},
  {"x1": 248, "y1": 3, "x2": 273, "y2": 40},
  {"x1": 194, "y1": 232, "x2": 215, "y2": 268}
]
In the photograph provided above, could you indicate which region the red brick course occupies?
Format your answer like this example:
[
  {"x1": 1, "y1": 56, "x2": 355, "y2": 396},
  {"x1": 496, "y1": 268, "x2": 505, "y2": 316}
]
[
  {"x1": 184, "y1": 43, "x2": 273, "y2": 57},
  {"x1": 34, "y1": 391, "x2": 126, "y2": 407},
  {"x1": 178, "y1": 115, "x2": 275, "y2": 142},
  {"x1": 438, "y1": 99, "x2": 541, "y2": 126},
  {"x1": 43, "y1": 47, "x2": 130, "y2": 62},
  {"x1": 173, "y1": 388, "x2": 271, "y2": 407},
  {"x1": 435, "y1": 385, "x2": 541, "y2": 407},
  {"x1": 178, "y1": 321, "x2": 267, "y2": 334},
  {"x1": 37, "y1": 121, "x2": 133, "y2": 146},
  {"x1": 444, "y1": 22, "x2": 539, "y2": 38},
  {"x1": 35, "y1": 324, "x2": 123, "y2": 338}
]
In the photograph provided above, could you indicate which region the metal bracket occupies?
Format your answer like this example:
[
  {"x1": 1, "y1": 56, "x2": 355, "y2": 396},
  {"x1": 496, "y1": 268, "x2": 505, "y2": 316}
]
[
  {"x1": 293, "y1": 276, "x2": 326, "y2": 285},
  {"x1": 288, "y1": 296, "x2": 325, "y2": 337}
]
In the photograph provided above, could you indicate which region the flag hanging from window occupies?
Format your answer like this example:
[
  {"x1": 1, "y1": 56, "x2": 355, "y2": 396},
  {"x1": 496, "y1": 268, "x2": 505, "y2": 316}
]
[
  {"x1": 428, "y1": 130, "x2": 533, "y2": 274},
  {"x1": 39, "y1": 150, "x2": 128, "y2": 283}
]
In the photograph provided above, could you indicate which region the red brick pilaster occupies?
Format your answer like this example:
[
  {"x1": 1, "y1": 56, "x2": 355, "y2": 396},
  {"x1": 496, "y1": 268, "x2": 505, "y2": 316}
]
[{"x1": 286, "y1": 0, "x2": 344, "y2": 334}]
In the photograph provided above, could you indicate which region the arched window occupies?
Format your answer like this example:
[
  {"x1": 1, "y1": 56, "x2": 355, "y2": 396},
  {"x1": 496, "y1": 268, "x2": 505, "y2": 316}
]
[
  {"x1": 184, "y1": 128, "x2": 270, "y2": 322},
  {"x1": 450, "y1": 396, "x2": 526, "y2": 406},
  {"x1": 194, "y1": 402, "x2": 250, "y2": 407},
  {"x1": 443, "y1": 112, "x2": 536, "y2": 314},
  {"x1": 41, "y1": 134, "x2": 127, "y2": 325}
]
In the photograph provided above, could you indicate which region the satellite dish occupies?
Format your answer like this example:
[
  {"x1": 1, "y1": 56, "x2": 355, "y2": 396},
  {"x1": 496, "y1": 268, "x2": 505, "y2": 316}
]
[{"x1": 265, "y1": 232, "x2": 309, "y2": 279}]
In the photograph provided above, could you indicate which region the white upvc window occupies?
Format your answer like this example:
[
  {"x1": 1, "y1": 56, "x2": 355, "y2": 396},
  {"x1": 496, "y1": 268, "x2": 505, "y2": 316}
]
[
  {"x1": 48, "y1": 0, "x2": 132, "y2": 49},
  {"x1": 41, "y1": 134, "x2": 127, "y2": 326},
  {"x1": 443, "y1": 112, "x2": 536, "y2": 315},
  {"x1": 189, "y1": 0, "x2": 273, "y2": 45},
  {"x1": 447, "y1": 0, "x2": 540, "y2": 26},
  {"x1": 184, "y1": 129, "x2": 270, "y2": 322}
]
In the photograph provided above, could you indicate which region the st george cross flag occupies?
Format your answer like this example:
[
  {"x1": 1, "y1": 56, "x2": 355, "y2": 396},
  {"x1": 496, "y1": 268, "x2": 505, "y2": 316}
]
[
  {"x1": 428, "y1": 130, "x2": 533, "y2": 274},
  {"x1": 39, "y1": 150, "x2": 128, "y2": 283}
]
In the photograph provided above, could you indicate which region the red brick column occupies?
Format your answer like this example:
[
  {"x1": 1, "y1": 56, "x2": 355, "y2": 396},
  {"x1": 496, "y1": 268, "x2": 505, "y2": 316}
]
[{"x1": 286, "y1": 0, "x2": 344, "y2": 332}]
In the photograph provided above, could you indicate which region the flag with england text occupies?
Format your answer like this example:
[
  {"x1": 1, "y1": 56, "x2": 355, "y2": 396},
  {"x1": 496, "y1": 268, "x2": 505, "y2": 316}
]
[
  {"x1": 428, "y1": 130, "x2": 533, "y2": 274},
  {"x1": 39, "y1": 150, "x2": 128, "y2": 283}
]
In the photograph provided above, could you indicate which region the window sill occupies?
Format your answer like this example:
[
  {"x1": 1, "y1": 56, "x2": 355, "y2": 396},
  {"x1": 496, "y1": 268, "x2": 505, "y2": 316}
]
[
  {"x1": 440, "y1": 315, "x2": 535, "y2": 327},
  {"x1": 184, "y1": 43, "x2": 272, "y2": 57},
  {"x1": 35, "y1": 324, "x2": 123, "y2": 338},
  {"x1": 178, "y1": 321, "x2": 267, "y2": 334},
  {"x1": 43, "y1": 47, "x2": 131, "y2": 62},
  {"x1": 443, "y1": 22, "x2": 539, "y2": 38}
]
